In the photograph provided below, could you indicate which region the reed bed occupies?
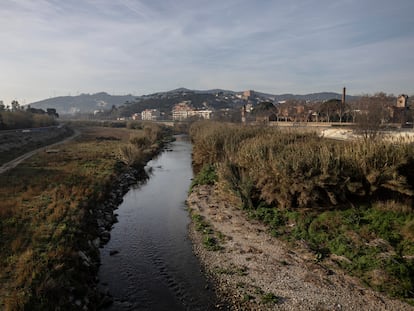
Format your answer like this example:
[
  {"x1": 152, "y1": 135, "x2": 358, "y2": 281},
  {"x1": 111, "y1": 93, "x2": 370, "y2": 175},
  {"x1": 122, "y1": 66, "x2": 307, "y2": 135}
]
[
  {"x1": 190, "y1": 120, "x2": 414, "y2": 302},
  {"x1": 190, "y1": 121, "x2": 413, "y2": 209},
  {"x1": 119, "y1": 123, "x2": 165, "y2": 167}
]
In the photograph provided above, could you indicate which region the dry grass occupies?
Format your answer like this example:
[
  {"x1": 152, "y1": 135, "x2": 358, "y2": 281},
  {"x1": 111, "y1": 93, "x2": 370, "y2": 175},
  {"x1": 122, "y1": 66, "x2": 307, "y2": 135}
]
[
  {"x1": 118, "y1": 123, "x2": 164, "y2": 167},
  {"x1": 190, "y1": 121, "x2": 414, "y2": 209},
  {"x1": 0, "y1": 125, "x2": 157, "y2": 309},
  {"x1": 189, "y1": 120, "x2": 414, "y2": 302},
  {"x1": 0, "y1": 111, "x2": 57, "y2": 130}
]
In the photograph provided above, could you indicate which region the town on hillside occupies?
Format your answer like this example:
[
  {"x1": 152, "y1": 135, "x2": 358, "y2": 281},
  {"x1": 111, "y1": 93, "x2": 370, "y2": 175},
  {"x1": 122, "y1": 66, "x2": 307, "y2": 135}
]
[
  {"x1": 114, "y1": 89, "x2": 413, "y2": 128},
  {"x1": 2, "y1": 89, "x2": 413, "y2": 128}
]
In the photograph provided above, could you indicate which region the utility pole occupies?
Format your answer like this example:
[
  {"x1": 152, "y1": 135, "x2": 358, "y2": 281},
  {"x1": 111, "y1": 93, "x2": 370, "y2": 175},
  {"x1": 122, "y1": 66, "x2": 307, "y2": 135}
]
[{"x1": 241, "y1": 105, "x2": 246, "y2": 125}]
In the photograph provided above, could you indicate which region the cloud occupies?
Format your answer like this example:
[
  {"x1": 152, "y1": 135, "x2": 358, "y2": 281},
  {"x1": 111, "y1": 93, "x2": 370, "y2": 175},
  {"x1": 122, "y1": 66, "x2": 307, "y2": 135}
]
[{"x1": 1, "y1": 0, "x2": 413, "y2": 104}]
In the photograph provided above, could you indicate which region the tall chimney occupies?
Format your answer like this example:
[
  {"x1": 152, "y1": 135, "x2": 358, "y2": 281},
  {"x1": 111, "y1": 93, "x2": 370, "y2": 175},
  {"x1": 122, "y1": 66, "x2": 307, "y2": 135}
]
[{"x1": 342, "y1": 87, "x2": 346, "y2": 105}]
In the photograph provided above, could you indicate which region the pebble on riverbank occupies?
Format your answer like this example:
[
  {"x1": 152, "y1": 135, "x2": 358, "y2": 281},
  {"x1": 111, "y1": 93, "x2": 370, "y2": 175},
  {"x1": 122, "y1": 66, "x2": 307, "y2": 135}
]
[{"x1": 187, "y1": 184, "x2": 413, "y2": 311}]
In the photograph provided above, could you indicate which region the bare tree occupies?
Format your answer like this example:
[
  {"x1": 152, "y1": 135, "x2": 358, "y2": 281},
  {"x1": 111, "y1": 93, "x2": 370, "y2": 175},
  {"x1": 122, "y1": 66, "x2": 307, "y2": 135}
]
[
  {"x1": 318, "y1": 99, "x2": 341, "y2": 122},
  {"x1": 353, "y1": 93, "x2": 393, "y2": 139}
]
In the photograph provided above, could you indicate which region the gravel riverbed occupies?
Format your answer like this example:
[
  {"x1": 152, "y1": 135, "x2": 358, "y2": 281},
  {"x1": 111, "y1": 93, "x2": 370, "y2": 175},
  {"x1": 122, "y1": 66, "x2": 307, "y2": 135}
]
[{"x1": 187, "y1": 185, "x2": 412, "y2": 311}]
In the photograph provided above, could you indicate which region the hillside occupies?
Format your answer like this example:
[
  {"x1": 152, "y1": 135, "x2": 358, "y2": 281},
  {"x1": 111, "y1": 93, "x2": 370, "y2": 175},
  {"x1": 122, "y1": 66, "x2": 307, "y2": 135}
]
[
  {"x1": 29, "y1": 92, "x2": 136, "y2": 114},
  {"x1": 272, "y1": 92, "x2": 350, "y2": 102},
  {"x1": 28, "y1": 89, "x2": 358, "y2": 116},
  {"x1": 118, "y1": 91, "x2": 239, "y2": 117}
]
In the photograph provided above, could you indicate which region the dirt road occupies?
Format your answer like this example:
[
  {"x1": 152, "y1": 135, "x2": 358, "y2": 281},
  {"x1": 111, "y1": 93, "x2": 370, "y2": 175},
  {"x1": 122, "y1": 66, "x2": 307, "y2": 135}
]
[{"x1": 0, "y1": 128, "x2": 79, "y2": 174}]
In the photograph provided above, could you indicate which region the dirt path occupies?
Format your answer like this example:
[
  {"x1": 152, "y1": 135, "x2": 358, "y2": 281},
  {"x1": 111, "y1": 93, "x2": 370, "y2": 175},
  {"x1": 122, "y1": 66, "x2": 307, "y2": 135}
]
[
  {"x1": 0, "y1": 129, "x2": 80, "y2": 174},
  {"x1": 187, "y1": 185, "x2": 412, "y2": 311}
]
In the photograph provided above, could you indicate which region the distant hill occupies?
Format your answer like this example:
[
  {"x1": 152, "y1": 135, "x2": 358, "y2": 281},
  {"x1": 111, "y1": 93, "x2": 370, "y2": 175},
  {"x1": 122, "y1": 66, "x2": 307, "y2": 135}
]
[
  {"x1": 271, "y1": 92, "x2": 356, "y2": 102},
  {"x1": 29, "y1": 92, "x2": 136, "y2": 115},
  {"x1": 28, "y1": 89, "x2": 358, "y2": 115},
  {"x1": 159, "y1": 87, "x2": 236, "y2": 95}
]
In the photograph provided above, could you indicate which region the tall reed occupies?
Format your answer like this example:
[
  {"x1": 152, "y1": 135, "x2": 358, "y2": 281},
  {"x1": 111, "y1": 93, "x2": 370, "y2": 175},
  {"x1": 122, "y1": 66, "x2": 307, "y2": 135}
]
[
  {"x1": 190, "y1": 121, "x2": 414, "y2": 209},
  {"x1": 190, "y1": 121, "x2": 414, "y2": 301}
]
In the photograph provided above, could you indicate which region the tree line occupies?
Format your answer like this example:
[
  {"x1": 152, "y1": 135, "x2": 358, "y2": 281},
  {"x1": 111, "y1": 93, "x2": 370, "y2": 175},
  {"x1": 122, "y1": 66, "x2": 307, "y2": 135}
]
[
  {"x1": 272, "y1": 93, "x2": 412, "y2": 124},
  {"x1": 0, "y1": 100, "x2": 59, "y2": 130}
]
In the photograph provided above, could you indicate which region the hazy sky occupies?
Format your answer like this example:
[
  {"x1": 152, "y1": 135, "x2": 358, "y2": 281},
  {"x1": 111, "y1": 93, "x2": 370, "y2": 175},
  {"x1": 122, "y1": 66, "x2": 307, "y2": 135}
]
[{"x1": 1, "y1": 0, "x2": 413, "y2": 105}]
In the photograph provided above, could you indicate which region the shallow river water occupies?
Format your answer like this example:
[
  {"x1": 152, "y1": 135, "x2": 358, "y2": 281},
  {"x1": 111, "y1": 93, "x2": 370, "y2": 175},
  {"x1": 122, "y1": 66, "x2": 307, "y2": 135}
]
[{"x1": 98, "y1": 137, "x2": 217, "y2": 310}]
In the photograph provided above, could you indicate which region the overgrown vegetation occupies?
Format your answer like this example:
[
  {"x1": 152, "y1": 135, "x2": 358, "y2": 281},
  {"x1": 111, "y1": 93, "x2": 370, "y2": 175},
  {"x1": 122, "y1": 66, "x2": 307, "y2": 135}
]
[
  {"x1": 0, "y1": 125, "x2": 170, "y2": 309},
  {"x1": 118, "y1": 122, "x2": 169, "y2": 168},
  {"x1": 189, "y1": 120, "x2": 414, "y2": 303},
  {"x1": 0, "y1": 110, "x2": 57, "y2": 130},
  {"x1": 190, "y1": 164, "x2": 218, "y2": 190}
]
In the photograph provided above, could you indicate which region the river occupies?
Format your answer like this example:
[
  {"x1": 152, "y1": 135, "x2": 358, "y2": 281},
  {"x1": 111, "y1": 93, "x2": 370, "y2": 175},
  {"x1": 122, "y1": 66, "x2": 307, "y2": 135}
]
[{"x1": 98, "y1": 136, "x2": 217, "y2": 310}]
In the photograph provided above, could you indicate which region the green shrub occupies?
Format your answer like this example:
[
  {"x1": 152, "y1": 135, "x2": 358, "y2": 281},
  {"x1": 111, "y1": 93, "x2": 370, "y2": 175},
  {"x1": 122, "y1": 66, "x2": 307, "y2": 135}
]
[
  {"x1": 203, "y1": 236, "x2": 221, "y2": 251},
  {"x1": 191, "y1": 164, "x2": 217, "y2": 189},
  {"x1": 261, "y1": 292, "x2": 279, "y2": 304},
  {"x1": 364, "y1": 209, "x2": 404, "y2": 246}
]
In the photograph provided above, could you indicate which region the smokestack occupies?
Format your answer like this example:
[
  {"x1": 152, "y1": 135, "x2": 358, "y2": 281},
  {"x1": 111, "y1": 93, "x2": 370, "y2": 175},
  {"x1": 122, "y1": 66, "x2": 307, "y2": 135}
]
[{"x1": 342, "y1": 87, "x2": 346, "y2": 105}]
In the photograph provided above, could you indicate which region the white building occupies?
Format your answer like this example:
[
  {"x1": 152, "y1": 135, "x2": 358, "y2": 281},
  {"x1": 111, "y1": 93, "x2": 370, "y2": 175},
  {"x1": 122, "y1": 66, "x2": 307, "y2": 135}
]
[
  {"x1": 132, "y1": 113, "x2": 141, "y2": 120},
  {"x1": 188, "y1": 109, "x2": 212, "y2": 119},
  {"x1": 172, "y1": 101, "x2": 212, "y2": 121},
  {"x1": 141, "y1": 109, "x2": 160, "y2": 121},
  {"x1": 172, "y1": 101, "x2": 192, "y2": 121}
]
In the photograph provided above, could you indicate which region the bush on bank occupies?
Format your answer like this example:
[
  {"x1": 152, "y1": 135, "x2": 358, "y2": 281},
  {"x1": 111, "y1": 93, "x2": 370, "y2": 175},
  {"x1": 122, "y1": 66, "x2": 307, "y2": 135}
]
[
  {"x1": 189, "y1": 120, "x2": 414, "y2": 303},
  {"x1": 119, "y1": 123, "x2": 167, "y2": 168}
]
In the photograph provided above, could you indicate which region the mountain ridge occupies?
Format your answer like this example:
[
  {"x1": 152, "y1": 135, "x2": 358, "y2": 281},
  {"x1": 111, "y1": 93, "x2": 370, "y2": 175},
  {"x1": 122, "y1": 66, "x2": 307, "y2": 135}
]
[{"x1": 29, "y1": 89, "x2": 358, "y2": 115}]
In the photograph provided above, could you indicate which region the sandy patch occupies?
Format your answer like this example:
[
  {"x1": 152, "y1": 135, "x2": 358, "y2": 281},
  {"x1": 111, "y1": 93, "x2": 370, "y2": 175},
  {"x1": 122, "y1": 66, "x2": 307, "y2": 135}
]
[{"x1": 321, "y1": 128, "x2": 414, "y2": 142}]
